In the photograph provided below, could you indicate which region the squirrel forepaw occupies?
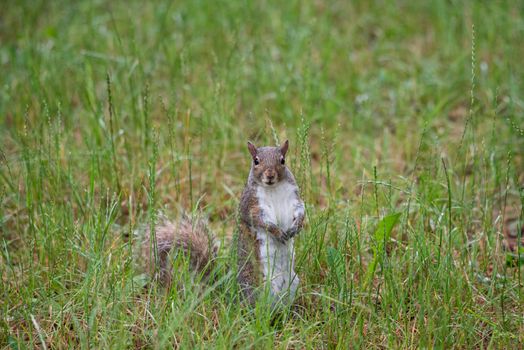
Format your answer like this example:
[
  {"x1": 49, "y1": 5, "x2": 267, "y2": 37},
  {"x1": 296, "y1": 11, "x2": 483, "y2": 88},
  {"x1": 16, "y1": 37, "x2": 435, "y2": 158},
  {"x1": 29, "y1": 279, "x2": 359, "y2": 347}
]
[
  {"x1": 277, "y1": 235, "x2": 288, "y2": 244},
  {"x1": 285, "y1": 226, "x2": 300, "y2": 240}
]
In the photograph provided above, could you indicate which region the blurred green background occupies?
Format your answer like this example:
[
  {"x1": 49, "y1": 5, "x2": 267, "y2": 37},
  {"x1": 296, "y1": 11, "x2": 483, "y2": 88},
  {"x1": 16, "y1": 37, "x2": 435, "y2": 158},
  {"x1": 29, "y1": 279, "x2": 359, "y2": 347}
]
[{"x1": 1, "y1": 0, "x2": 523, "y2": 348}]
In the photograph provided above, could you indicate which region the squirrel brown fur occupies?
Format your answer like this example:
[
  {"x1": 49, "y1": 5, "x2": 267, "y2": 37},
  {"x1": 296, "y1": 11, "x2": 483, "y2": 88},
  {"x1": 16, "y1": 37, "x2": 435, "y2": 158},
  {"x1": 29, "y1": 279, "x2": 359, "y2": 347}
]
[
  {"x1": 140, "y1": 140, "x2": 305, "y2": 305},
  {"x1": 140, "y1": 213, "x2": 216, "y2": 285}
]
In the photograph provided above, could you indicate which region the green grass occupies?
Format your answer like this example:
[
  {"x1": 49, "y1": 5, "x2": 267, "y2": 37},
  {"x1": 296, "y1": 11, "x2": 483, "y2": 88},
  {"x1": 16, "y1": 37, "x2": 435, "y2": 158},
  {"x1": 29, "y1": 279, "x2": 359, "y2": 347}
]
[{"x1": 1, "y1": 0, "x2": 523, "y2": 348}]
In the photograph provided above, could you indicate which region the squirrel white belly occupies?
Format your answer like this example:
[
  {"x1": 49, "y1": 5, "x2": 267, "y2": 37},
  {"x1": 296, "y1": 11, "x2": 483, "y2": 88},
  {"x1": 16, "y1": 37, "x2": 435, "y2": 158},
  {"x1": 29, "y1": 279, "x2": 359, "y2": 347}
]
[
  {"x1": 257, "y1": 182, "x2": 299, "y2": 232},
  {"x1": 255, "y1": 180, "x2": 303, "y2": 302},
  {"x1": 140, "y1": 140, "x2": 305, "y2": 306}
]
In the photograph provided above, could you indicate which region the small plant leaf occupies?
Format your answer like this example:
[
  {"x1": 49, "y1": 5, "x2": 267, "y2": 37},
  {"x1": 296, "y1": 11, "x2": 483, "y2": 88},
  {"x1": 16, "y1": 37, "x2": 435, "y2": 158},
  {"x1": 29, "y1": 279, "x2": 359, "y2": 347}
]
[
  {"x1": 372, "y1": 212, "x2": 401, "y2": 254},
  {"x1": 364, "y1": 212, "x2": 401, "y2": 289},
  {"x1": 505, "y1": 248, "x2": 524, "y2": 267}
]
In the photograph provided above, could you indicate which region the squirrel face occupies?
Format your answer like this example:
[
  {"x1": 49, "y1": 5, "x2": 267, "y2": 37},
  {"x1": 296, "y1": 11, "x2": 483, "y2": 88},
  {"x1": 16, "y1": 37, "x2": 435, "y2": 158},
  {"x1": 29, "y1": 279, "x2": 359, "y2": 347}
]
[{"x1": 247, "y1": 140, "x2": 289, "y2": 187}]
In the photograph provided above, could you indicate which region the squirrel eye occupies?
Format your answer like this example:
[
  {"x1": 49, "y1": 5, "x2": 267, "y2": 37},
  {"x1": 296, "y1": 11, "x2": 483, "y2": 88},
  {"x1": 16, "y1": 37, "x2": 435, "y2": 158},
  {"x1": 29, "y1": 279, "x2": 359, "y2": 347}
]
[
  {"x1": 280, "y1": 157, "x2": 285, "y2": 165},
  {"x1": 254, "y1": 157, "x2": 260, "y2": 165}
]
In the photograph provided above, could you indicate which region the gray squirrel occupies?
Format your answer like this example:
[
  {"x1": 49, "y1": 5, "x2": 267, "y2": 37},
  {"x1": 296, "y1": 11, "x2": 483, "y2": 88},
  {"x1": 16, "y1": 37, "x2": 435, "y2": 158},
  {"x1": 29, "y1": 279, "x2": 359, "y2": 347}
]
[{"x1": 140, "y1": 140, "x2": 305, "y2": 305}]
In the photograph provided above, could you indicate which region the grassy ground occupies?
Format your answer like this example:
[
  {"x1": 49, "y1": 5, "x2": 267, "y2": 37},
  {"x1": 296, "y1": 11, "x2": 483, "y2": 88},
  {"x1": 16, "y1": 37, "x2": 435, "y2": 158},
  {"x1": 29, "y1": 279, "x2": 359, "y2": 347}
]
[{"x1": 1, "y1": 0, "x2": 523, "y2": 348}]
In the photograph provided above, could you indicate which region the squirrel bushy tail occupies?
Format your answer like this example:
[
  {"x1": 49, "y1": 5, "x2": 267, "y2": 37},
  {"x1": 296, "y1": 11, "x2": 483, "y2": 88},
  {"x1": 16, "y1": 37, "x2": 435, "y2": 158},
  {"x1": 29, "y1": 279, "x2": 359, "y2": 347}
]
[{"x1": 139, "y1": 213, "x2": 217, "y2": 285}]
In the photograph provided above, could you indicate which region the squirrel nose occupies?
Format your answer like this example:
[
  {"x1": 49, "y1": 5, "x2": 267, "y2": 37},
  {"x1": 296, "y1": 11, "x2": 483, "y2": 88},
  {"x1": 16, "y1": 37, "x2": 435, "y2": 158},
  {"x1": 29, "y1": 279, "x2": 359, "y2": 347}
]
[{"x1": 265, "y1": 170, "x2": 276, "y2": 181}]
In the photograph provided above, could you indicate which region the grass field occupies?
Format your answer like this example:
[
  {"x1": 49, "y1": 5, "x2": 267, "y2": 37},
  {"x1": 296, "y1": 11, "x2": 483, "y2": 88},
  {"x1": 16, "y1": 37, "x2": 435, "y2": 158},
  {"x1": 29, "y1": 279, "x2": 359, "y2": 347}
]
[{"x1": 1, "y1": 0, "x2": 523, "y2": 348}]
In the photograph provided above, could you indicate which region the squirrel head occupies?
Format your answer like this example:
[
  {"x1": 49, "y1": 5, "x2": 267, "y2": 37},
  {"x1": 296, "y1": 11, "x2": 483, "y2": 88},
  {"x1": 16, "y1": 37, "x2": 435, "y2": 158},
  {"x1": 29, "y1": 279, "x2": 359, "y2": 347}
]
[{"x1": 247, "y1": 140, "x2": 289, "y2": 187}]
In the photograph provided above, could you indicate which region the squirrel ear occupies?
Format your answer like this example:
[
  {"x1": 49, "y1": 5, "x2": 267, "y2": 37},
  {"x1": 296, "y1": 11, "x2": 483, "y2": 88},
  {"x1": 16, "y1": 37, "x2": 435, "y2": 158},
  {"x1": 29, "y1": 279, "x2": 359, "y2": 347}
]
[
  {"x1": 280, "y1": 140, "x2": 289, "y2": 156},
  {"x1": 247, "y1": 141, "x2": 257, "y2": 158}
]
